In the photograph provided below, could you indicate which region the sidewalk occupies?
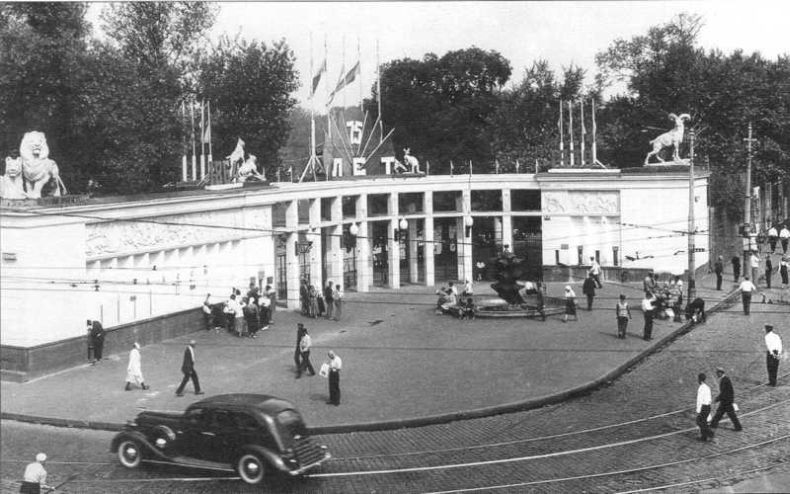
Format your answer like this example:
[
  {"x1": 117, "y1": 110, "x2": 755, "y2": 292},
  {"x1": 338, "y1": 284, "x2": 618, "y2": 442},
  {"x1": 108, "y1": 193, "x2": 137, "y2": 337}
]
[{"x1": 1, "y1": 272, "x2": 735, "y2": 433}]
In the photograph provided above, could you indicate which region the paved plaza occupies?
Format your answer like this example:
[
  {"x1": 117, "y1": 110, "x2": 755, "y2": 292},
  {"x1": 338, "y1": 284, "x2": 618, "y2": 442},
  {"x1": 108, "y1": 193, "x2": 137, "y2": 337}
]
[{"x1": 3, "y1": 272, "x2": 769, "y2": 432}]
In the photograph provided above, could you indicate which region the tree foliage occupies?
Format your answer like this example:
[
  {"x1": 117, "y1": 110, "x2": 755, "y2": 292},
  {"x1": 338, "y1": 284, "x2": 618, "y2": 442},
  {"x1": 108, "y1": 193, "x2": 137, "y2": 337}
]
[
  {"x1": 595, "y1": 13, "x2": 790, "y2": 216},
  {"x1": 379, "y1": 47, "x2": 511, "y2": 172},
  {"x1": 197, "y1": 35, "x2": 299, "y2": 178}
]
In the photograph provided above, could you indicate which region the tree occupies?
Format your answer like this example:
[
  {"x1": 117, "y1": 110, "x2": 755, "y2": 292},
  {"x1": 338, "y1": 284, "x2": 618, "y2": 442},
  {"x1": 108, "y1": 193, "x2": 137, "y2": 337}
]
[
  {"x1": 197, "y1": 35, "x2": 299, "y2": 178},
  {"x1": 489, "y1": 61, "x2": 593, "y2": 170},
  {"x1": 0, "y1": 2, "x2": 90, "y2": 181},
  {"x1": 595, "y1": 13, "x2": 790, "y2": 217},
  {"x1": 92, "y1": 2, "x2": 217, "y2": 191},
  {"x1": 379, "y1": 47, "x2": 511, "y2": 171}
]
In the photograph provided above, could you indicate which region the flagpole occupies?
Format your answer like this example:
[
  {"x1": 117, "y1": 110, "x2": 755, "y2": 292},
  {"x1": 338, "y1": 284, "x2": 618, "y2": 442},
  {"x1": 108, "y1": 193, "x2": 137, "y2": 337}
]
[
  {"x1": 568, "y1": 100, "x2": 575, "y2": 167},
  {"x1": 341, "y1": 34, "x2": 346, "y2": 109},
  {"x1": 199, "y1": 100, "x2": 206, "y2": 180},
  {"x1": 190, "y1": 101, "x2": 197, "y2": 181},
  {"x1": 310, "y1": 32, "x2": 317, "y2": 179},
  {"x1": 357, "y1": 35, "x2": 363, "y2": 111},
  {"x1": 592, "y1": 99, "x2": 598, "y2": 165},
  {"x1": 377, "y1": 38, "x2": 382, "y2": 142},
  {"x1": 181, "y1": 101, "x2": 187, "y2": 182},
  {"x1": 325, "y1": 34, "x2": 331, "y2": 143},
  {"x1": 206, "y1": 100, "x2": 213, "y2": 173},
  {"x1": 580, "y1": 99, "x2": 586, "y2": 167},
  {"x1": 558, "y1": 99, "x2": 564, "y2": 167}
]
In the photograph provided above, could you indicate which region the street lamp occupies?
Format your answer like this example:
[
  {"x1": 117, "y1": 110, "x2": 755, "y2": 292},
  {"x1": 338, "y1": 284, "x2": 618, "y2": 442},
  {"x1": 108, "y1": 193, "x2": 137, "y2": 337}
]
[
  {"x1": 349, "y1": 222, "x2": 359, "y2": 237},
  {"x1": 465, "y1": 215, "x2": 474, "y2": 237},
  {"x1": 394, "y1": 217, "x2": 408, "y2": 241}
]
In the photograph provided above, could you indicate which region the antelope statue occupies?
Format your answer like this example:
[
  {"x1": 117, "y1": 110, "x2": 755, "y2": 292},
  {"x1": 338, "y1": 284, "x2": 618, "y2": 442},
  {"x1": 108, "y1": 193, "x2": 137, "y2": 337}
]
[{"x1": 644, "y1": 113, "x2": 691, "y2": 165}]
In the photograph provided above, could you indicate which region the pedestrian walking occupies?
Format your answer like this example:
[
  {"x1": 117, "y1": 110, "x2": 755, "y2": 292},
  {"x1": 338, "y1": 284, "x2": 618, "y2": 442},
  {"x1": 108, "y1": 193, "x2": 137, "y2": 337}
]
[
  {"x1": 202, "y1": 294, "x2": 213, "y2": 330},
  {"x1": 643, "y1": 272, "x2": 656, "y2": 296},
  {"x1": 124, "y1": 342, "x2": 149, "y2": 391},
  {"x1": 731, "y1": 255, "x2": 741, "y2": 282},
  {"x1": 714, "y1": 256, "x2": 724, "y2": 290},
  {"x1": 294, "y1": 323, "x2": 305, "y2": 373},
  {"x1": 582, "y1": 274, "x2": 596, "y2": 311},
  {"x1": 767, "y1": 225, "x2": 779, "y2": 253},
  {"x1": 588, "y1": 256, "x2": 603, "y2": 288},
  {"x1": 20, "y1": 453, "x2": 52, "y2": 494},
  {"x1": 333, "y1": 284, "x2": 343, "y2": 320},
  {"x1": 326, "y1": 350, "x2": 342, "y2": 405},
  {"x1": 780, "y1": 257, "x2": 789, "y2": 286},
  {"x1": 765, "y1": 254, "x2": 773, "y2": 289},
  {"x1": 297, "y1": 328, "x2": 315, "y2": 378},
  {"x1": 738, "y1": 276, "x2": 757, "y2": 315},
  {"x1": 764, "y1": 324, "x2": 782, "y2": 387},
  {"x1": 562, "y1": 286, "x2": 578, "y2": 323},
  {"x1": 695, "y1": 372, "x2": 715, "y2": 442},
  {"x1": 641, "y1": 293, "x2": 656, "y2": 341},
  {"x1": 87, "y1": 319, "x2": 105, "y2": 364},
  {"x1": 780, "y1": 224, "x2": 790, "y2": 254},
  {"x1": 615, "y1": 294, "x2": 631, "y2": 339},
  {"x1": 175, "y1": 340, "x2": 203, "y2": 396},
  {"x1": 324, "y1": 280, "x2": 334, "y2": 320},
  {"x1": 709, "y1": 367, "x2": 742, "y2": 431},
  {"x1": 749, "y1": 251, "x2": 760, "y2": 284},
  {"x1": 265, "y1": 284, "x2": 276, "y2": 324}
]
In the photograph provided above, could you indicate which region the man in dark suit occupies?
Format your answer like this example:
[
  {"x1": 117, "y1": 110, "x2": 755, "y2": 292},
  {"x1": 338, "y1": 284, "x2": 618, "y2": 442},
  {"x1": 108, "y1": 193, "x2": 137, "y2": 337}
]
[
  {"x1": 87, "y1": 319, "x2": 105, "y2": 364},
  {"x1": 175, "y1": 340, "x2": 203, "y2": 396},
  {"x1": 709, "y1": 367, "x2": 742, "y2": 431}
]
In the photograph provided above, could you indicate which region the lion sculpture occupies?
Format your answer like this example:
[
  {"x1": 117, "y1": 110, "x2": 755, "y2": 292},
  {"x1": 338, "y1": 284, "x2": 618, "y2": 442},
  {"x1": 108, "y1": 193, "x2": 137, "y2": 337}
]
[
  {"x1": 19, "y1": 131, "x2": 68, "y2": 198},
  {"x1": 0, "y1": 157, "x2": 27, "y2": 199},
  {"x1": 237, "y1": 154, "x2": 266, "y2": 182}
]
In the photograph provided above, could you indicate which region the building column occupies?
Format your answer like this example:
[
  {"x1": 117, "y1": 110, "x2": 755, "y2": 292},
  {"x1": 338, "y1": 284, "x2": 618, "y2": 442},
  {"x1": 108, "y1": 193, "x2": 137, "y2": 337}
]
[
  {"x1": 329, "y1": 197, "x2": 343, "y2": 288},
  {"x1": 408, "y1": 220, "x2": 419, "y2": 283},
  {"x1": 308, "y1": 199, "x2": 324, "y2": 291},
  {"x1": 459, "y1": 189, "x2": 472, "y2": 281},
  {"x1": 285, "y1": 200, "x2": 300, "y2": 310},
  {"x1": 356, "y1": 195, "x2": 370, "y2": 292},
  {"x1": 424, "y1": 193, "x2": 435, "y2": 287},
  {"x1": 388, "y1": 192, "x2": 401, "y2": 288},
  {"x1": 502, "y1": 189, "x2": 513, "y2": 252}
]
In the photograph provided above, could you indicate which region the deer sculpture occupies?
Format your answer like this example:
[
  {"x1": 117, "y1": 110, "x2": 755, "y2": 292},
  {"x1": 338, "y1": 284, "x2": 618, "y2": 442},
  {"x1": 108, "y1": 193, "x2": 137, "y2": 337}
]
[{"x1": 644, "y1": 113, "x2": 691, "y2": 165}]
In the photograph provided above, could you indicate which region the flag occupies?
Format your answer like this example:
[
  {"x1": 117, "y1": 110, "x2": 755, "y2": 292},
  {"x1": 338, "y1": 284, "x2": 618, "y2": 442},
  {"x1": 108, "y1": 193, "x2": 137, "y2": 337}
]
[
  {"x1": 330, "y1": 61, "x2": 360, "y2": 100},
  {"x1": 202, "y1": 101, "x2": 212, "y2": 144},
  {"x1": 311, "y1": 59, "x2": 326, "y2": 96}
]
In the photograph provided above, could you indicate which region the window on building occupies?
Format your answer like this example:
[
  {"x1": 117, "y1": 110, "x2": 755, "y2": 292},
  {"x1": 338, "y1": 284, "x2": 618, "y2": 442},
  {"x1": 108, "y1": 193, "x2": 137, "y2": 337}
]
[{"x1": 511, "y1": 190, "x2": 541, "y2": 211}]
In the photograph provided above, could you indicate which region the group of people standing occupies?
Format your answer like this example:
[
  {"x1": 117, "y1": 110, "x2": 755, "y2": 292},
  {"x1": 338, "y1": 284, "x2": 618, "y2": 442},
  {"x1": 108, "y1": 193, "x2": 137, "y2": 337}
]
[
  {"x1": 204, "y1": 284, "x2": 276, "y2": 338},
  {"x1": 294, "y1": 322, "x2": 343, "y2": 405},
  {"x1": 695, "y1": 324, "x2": 783, "y2": 442},
  {"x1": 301, "y1": 279, "x2": 343, "y2": 321}
]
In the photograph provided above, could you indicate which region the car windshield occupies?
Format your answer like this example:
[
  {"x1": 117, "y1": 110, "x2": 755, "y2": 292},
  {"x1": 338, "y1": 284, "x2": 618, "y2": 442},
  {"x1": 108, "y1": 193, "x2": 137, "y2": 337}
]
[{"x1": 275, "y1": 409, "x2": 306, "y2": 444}]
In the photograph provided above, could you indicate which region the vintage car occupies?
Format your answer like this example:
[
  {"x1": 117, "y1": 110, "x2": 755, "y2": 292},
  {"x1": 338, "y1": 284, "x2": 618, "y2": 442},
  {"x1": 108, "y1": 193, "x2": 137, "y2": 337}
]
[{"x1": 110, "y1": 394, "x2": 330, "y2": 484}]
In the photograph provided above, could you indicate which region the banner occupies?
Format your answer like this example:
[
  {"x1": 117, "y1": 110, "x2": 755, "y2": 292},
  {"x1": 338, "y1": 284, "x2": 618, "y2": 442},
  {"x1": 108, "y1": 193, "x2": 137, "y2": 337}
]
[
  {"x1": 312, "y1": 59, "x2": 326, "y2": 96},
  {"x1": 330, "y1": 61, "x2": 360, "y2": 100}
]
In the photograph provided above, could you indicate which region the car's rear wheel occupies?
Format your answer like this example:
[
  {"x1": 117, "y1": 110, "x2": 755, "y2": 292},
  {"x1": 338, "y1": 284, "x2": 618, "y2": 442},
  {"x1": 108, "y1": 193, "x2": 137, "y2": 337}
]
[
  {"x1": 237, "y1": 453, "x2": 266, "y2": 484},
  {"x1": 118, "y1": 439, "x2": 143, "y2": 469}
]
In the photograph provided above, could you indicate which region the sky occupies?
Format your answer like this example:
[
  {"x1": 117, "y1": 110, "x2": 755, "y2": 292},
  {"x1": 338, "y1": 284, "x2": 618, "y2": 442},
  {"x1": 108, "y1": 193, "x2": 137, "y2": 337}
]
[{"x1": 89, "y1": 1, "x2": 789, "y2": 108}]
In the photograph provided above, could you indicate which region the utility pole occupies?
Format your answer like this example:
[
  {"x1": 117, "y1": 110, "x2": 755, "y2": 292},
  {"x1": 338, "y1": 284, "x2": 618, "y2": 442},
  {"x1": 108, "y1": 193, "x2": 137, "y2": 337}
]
[
  {"x1": 687, "y1": 129, "x2": 696, "y2": 302},
  {"x1": 743, "y1": 122, "x2": 757, "y2": 274}
]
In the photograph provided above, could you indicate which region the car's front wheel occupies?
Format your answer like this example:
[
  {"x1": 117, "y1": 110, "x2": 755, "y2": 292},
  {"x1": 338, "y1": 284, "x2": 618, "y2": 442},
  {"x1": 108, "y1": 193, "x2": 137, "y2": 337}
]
[
  {"x1": 237, "y1": 453, "x2": 266, "y2": 484},
  {"x1": 117, "y1": 439, "x2": 143, "y2": 469}
]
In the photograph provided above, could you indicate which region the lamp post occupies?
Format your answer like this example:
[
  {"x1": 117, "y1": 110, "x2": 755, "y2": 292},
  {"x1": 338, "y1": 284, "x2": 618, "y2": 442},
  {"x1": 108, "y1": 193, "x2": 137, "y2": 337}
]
[
  {"x1": 394, "y1": 217, "x2": 408, "y2": 241},
  {"x1": 465, "y1": 215, "x2": 474, "y2": 238}
]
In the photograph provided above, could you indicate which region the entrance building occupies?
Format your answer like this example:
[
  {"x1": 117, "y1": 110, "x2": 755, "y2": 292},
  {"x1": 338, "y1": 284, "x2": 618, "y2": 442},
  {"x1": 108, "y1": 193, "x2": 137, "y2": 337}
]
[{"x1": 1, "y1": 167, "x2": 709, "y2": 380}]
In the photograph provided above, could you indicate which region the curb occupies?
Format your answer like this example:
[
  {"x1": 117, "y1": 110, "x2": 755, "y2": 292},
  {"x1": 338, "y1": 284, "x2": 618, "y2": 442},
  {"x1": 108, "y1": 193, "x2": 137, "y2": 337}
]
[{"x1": 1, "y1": 290, "x2": 741, "y2": 435}]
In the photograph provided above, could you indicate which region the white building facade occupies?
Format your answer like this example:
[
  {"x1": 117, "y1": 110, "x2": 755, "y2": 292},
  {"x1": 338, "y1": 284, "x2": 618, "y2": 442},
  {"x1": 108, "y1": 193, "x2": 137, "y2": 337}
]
[{"x1": 0, "y1": 167, "x2": 708, "y2": 379}]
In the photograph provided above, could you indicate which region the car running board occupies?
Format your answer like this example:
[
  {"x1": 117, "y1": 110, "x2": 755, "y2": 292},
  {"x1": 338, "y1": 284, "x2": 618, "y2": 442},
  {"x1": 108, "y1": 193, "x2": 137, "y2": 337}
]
[{"x1": 145, "y1": 457, "x2": 235, "y2": 473}]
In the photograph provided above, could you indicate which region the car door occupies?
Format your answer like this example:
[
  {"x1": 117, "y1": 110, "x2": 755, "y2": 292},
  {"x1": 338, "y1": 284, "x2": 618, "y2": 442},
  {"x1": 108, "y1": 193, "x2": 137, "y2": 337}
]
[
  {"x1": 177, "y1": 407, "x2": 216, "y2": 461},
  {"x1": 202, "y1": 409, "x2": 236, "y2": 463}
]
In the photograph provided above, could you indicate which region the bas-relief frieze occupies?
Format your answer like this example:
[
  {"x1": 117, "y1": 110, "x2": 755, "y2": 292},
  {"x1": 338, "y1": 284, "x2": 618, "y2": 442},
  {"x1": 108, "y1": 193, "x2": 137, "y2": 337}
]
[
  {"x1": 86, "y1": 207, "x2": 269, "y2": 257},
  {"x1": 543, "y1": 191, "x2": 620, "y2": 215}
]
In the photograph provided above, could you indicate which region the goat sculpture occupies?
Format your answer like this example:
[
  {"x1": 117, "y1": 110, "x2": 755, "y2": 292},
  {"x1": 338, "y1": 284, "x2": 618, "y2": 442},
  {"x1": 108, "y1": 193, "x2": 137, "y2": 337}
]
[{"x1": 644, "y1": 113, "x2": 691, "y2": 165}]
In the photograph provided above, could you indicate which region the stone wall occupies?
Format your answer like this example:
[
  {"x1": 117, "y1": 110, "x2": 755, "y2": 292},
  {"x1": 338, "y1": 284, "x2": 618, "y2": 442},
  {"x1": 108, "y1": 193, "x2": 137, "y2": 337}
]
[{"x1": 1, "y1": 306, "x2": 204, "y2": 382}]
